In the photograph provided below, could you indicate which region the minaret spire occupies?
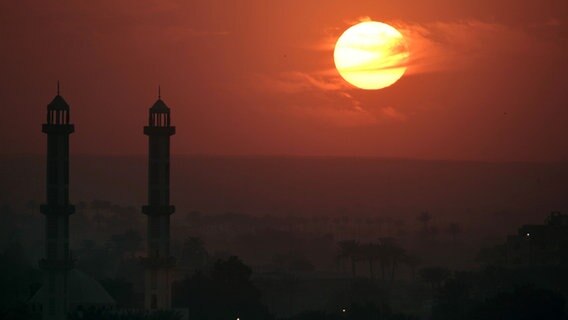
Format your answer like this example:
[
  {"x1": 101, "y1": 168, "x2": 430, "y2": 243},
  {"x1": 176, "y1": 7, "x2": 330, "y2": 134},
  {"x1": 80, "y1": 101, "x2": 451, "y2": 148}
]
[
  {"x1": 57, "y1": 80, "x2": 60, "y2": 95},
  {"x1": 158, "y1": 85, "x2": 161, "y2": 99}
]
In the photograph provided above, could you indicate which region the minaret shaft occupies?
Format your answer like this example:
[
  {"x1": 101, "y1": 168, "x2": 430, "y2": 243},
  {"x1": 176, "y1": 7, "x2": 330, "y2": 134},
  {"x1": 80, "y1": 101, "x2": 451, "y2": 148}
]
[{"x1": 147, "y1": 134, "x2": 172, "y2": 259}]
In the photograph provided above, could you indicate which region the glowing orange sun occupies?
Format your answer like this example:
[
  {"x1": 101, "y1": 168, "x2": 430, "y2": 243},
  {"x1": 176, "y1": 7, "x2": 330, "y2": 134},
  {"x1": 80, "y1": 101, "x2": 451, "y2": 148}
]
[{"x1": 334, "y1": 21, "x2": 409, "y2": 90}]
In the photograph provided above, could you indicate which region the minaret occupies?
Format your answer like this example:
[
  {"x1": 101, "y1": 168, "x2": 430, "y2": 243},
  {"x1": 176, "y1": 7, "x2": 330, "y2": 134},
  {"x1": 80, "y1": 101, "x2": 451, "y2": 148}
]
[
  {"x1": 142, "y1": 88, "x2": 176, "y2": 310},
  {"x1": 40, "y1": 83, "x2": 75, "y2": 320}
]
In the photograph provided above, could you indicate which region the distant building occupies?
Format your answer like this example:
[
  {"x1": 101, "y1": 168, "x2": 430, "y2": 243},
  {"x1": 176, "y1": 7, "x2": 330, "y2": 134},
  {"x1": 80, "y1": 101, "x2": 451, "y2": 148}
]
[
  {"x1": 505, "y1": 212, "x2": 568, "y2": 266},
  {"x1": 480, "y1": 212, "x2": 568, "y2": 267}
]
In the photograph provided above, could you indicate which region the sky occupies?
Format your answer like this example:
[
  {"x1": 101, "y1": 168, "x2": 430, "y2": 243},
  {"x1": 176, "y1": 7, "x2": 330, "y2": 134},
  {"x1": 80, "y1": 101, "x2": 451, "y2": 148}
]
[{"x1": 0, "y1": 0, "x2": 567, "y2": 161}]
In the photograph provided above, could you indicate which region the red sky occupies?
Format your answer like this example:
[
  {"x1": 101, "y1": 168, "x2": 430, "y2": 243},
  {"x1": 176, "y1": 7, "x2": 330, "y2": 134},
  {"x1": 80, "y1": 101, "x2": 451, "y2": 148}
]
[{"x1": 1, "y1": 0, "x2": 567, "y2": 161}]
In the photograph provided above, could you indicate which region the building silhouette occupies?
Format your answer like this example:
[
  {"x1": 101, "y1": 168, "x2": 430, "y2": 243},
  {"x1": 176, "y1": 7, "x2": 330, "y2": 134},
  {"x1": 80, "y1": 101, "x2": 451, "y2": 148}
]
[
  {"x1": 478, "y1": 212, "x2": 568, "y2": 267},
  {"x1": 141, "y1": 89, "x2": 176, "y2": 309},
  {"x1": 39, "y1": 86, "x2": 75, "y2": 320},
  {"x1": 30, "y1": 269, "x2": 115, "y2": 313},
  {"x1": 505, "y1": 211, "x2": 568, "y2": 266}
]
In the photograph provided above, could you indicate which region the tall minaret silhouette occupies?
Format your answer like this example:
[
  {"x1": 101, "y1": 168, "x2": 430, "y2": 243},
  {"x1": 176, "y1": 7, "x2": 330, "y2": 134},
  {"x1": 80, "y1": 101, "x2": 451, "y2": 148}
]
[
  {"x1": 142, "y1": 87, "x2": 176, "y2": 310},
  {"x1": 40, "y1": 83, "x2": 74, "y2": 320}
]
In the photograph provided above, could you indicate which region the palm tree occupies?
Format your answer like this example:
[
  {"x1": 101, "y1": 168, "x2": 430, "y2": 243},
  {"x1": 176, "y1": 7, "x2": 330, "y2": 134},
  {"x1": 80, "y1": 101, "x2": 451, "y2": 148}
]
[
  {"x1": 401, "y1": 254, "x2": 421, "y2": 281},
  {"x1": 181, "y1": 237, "x2": 209, "y2": 271},
  {"x1": 378, "y1": 238, "x2": 406, "y2": 284},
  {"x1": 337, "y1": 240, "x2": 361, "y2": 277},
  {"x1": 388, "y1": 244, "x2": 405, "y2": 284},
  {"x1": 361, "y1": 242, "x2": 381, "y2": 279},
  {"x1": 419, "y1": 266, "x2": 450, "y2": 290}
]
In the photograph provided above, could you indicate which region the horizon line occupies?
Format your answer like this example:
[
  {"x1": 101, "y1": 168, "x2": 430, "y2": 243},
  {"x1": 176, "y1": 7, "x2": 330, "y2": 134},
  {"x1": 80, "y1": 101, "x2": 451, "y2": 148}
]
[{"x1": 1, "y1": 152, "x2": 567, "y2": 165}]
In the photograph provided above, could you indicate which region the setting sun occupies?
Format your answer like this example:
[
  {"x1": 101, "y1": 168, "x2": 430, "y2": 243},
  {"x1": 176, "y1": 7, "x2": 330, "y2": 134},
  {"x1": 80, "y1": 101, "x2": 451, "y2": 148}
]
[{"x1": 334, "y1": 21, "x2": 409, "y2": 90}]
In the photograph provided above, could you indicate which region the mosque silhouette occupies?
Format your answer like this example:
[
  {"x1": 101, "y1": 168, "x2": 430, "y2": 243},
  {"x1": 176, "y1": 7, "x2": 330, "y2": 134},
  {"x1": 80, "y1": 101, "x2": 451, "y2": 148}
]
[{"x1": 31, "y1": 85, "x2": 177, "y2": 320}]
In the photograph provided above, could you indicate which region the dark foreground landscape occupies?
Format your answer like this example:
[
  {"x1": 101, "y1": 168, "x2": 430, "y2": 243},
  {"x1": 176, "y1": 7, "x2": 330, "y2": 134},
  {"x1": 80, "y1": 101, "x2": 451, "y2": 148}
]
[{"x1": 2, "y1": 155, "x2": 568, "y2": 319}]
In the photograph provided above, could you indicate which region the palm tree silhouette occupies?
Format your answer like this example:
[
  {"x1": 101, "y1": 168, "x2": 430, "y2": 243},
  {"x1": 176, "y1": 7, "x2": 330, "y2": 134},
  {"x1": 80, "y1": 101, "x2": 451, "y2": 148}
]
[
  {"x1": 337, "y1": 240, "x2": 362, "y2": 277},
  {"x1": 419, "y1": 266, "x2": 450, "y2": 290},
  {"x1": 401, "y1": 254, "x2": 421, "y2": 281},
  {"x1": 376, "y1": 238, "x2": 406, "y2": 284},
  {"x1": 361, "y1": 242, "x2": 381, "y2": 279}
]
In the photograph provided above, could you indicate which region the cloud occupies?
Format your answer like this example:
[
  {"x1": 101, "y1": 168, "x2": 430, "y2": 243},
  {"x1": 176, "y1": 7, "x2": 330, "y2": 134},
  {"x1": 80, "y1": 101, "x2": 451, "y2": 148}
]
[
  {"x1": 249, "y1": 71, "x2": 380, "y2": 127},
  {"x1": 380, "y1": 106, "x2": 407, "y2": 122},
  {"x1": 314, "y1": 18, "x2": 566, "y2": 76},
  {"x1": 250, "y1": 71, "x2": 411, "y2": 127},
  {"x1": 254, "y1": 70, "x2": 350, "y2": 94},
  {"x1": 392, "y1": 19, "x2": 565, "y2": 75},
  {"x1": 251, "y1": 18, "x2": 565, "y2": 127}
]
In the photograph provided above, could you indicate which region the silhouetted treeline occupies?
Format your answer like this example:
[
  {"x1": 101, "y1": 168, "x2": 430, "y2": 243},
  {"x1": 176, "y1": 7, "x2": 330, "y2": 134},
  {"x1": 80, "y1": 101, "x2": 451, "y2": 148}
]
[
  {"x1": 173, "y1": 256, "x2": 272, "y2": 320},
  {"x1": 431, "y1": 272, "x2": 568, "y2": 320},
  {"x1": 286, "y1": 303, "x2": 418, "y2": 320},
  {"x1": 0, "y1": 242, "x2": 41, "y2": 320}
]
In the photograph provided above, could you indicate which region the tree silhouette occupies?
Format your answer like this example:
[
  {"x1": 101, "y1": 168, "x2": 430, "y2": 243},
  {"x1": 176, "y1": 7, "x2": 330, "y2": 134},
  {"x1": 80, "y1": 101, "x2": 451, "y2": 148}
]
[
  {"x1": 0, "y1": 242, "x2": 42, "y2": 318},
  {"x1": 173, "y1": 256, "x2": 272, "y2": 320},
  {"x1": 476, "y1": 245, "x2": 507, "y2": 266},
  {"x1": 471, "y1": 285, "x2": 566, "y2": 320},
  {"x1": 401, "y1": 254, "x2": 421, "y2": 281},
  {"x1": 179, "y1": 237, "x2": 209, "y2": 273},
  {"x1": 419, "y1": 267, "x2": 450, "y2": 290},
  {"x1": 431, "y1": 277, "x2": 472, "y2": 320},
  {"x1": 69, "y1": 309, "x2": 182, "y2": 320},
  {"x1": 382, "y1": 239, "x2": 406, "y2": 284},
  {"x1": 417, "y1": 211, "x2": 431, "y2": 234},
  {"x1": 110, "y1": 229, "x2": 142, "y2": 258},
  {"x1": 337, "y1": 240, "x2": 362, "y2": 278},
  {"x1": 361, "y1": 243, "x2": 380, "y2": 279}
]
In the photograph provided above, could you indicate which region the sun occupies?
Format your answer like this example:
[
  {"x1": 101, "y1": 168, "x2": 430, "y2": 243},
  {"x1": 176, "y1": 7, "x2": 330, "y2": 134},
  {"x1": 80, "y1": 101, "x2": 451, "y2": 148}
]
[{"x1": 334, "y1": 21, "x2": 409, "y2": 90}]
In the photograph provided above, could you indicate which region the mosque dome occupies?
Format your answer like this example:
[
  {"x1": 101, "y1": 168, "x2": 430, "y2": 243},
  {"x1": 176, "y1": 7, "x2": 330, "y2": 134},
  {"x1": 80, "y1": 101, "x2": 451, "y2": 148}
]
[{"x1": 29, "y1": 269, "x2": 115, "y2": 308}]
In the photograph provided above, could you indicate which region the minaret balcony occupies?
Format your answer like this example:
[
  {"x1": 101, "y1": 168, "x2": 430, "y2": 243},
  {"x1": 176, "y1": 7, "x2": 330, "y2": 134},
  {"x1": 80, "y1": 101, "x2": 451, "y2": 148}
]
[
  {"x1": 143, "y1": 126, "x2": 176, "y2": 136},
  {"x1": 42, "y1": 124, "x2": 75, "y2": 134}
]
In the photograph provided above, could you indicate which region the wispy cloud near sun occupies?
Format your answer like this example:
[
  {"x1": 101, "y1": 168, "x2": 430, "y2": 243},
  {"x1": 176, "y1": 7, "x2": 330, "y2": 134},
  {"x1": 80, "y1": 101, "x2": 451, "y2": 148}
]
[
  {"x1": 248, "y1": 18, "x2": 565, "y2": 127},
  {"x1": 393, "y1": 19, "x2": 564, "y2": 75}
]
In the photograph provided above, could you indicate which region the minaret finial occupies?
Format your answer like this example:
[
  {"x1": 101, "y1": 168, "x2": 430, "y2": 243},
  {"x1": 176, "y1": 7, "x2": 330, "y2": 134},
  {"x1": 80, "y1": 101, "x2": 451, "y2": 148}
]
[
  {"x1": 158, "y1": 85, "x2": 161, "y2": 99},
  {"x1": 57, "y1": 81, "x2": 60, "y2": 95}
]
